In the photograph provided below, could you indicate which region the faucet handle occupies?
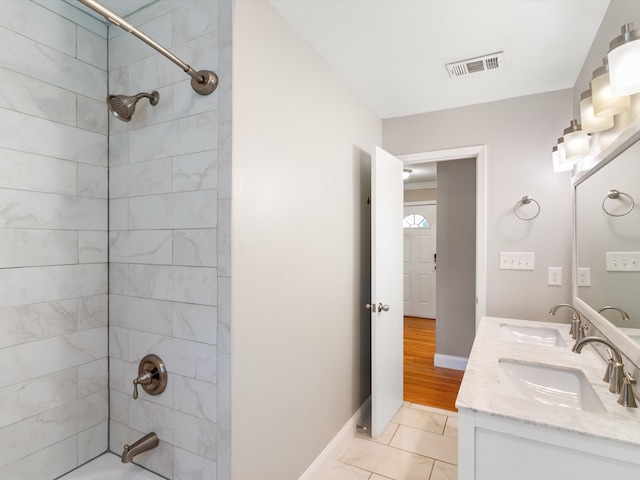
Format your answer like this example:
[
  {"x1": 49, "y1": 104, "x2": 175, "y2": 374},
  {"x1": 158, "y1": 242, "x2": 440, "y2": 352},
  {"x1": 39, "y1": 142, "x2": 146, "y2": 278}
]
[
  {"x1": 133, "y1": 372, "x2": 153, "y2": 400},
  {"x1": 131, "y1": 354, "x2": 168, "y2": 400},
  {"x1": 618, "y1": 372, "x2": 638, "y2": 408},
  {"x1": 603, "y1": 349, "x2": 614, "y2": 383},
  {"x1": 575, "y1": 324, "x2": 589, "y2": 342}
]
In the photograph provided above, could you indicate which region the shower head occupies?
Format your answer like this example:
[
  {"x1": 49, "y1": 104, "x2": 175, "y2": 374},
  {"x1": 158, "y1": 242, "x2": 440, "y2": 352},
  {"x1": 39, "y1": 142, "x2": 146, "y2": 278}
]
[{"x1": 107, "y1": 91, "x2": 159, "y2": 122}]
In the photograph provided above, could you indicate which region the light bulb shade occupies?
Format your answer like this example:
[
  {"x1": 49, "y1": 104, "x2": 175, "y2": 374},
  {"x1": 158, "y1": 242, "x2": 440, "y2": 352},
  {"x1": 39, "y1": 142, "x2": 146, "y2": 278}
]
[
  {"x1": 591, "y1": 65, "x2": 630, "y2": 117},
  {"x1": 403, "y1": 169, "x2": 412, "y2": 180},
  {"x1": 552, "y1": 145, "x2": 572, "y2": 173},
  {"x1": 608, "y1": 24, "x2": 640, "y2": 97},
  {"x1": 556, "y1": 138, "x2": 573, "y2": 166},
  {"x1": 562, "y1": 120, "x2": 589, "y2": 160},
  {"x1": 579, "y1": 90, "x2": 614, "y2": 133}
]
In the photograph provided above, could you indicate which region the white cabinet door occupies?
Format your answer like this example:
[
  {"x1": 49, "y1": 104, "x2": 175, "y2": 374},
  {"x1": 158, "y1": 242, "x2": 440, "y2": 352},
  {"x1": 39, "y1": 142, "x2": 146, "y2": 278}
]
[{"x1": 370, "y1": 146, "x2": 404, "y2": 438}]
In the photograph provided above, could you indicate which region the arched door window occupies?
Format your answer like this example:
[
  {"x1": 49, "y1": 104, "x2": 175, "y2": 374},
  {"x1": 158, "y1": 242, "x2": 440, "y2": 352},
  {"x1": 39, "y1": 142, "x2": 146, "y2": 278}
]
[{"x1": 403, "y1": 213, "x2": 430, "y2": 228}]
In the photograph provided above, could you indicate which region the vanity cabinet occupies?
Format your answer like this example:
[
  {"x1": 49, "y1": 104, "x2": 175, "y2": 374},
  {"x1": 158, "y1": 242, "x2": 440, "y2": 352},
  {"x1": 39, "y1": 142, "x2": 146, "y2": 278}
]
[{"x1": 459, "y1": 408, "x2": 640, "y2": 480}]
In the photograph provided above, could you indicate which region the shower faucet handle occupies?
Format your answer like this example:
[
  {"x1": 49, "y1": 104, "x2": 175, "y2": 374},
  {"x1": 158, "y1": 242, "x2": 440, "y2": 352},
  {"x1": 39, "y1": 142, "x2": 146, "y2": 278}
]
[{"x1": 131, "y1": 354, "x2": 168, "y2": 400}]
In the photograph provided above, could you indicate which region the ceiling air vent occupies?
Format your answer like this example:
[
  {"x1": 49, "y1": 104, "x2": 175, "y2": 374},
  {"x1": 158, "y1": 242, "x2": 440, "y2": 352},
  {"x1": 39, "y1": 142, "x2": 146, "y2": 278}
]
[{"x1": 446, "y1": 52, "x2": 504, "y2": 78}]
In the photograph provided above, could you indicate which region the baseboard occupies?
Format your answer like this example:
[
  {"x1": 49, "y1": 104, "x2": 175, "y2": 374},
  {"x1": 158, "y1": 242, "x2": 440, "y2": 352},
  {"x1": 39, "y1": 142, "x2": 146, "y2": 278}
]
[
  {"x1": 298, "y1": 396, "x2": 371, "y2": 480},
  {"x1": 434, "y1": 353, "x2": 468, "y2": 371}
]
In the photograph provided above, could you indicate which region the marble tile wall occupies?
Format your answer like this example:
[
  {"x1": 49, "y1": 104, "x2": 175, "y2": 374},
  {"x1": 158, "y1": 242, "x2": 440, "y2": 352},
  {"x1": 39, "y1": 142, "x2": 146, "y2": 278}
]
[
  {"x1": 107, "y1": 1, "x2": 231, "y2": 479},
  {"x1": 0, "y1": 1, "x2": 109, "y2": 478}
]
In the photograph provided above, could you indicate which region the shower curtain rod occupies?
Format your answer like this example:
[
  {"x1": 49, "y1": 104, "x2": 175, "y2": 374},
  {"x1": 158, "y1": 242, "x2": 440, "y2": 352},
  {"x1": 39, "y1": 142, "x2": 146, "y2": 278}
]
[{"x1": 77, "y1": 0, "x2": 218, "y2": 95}]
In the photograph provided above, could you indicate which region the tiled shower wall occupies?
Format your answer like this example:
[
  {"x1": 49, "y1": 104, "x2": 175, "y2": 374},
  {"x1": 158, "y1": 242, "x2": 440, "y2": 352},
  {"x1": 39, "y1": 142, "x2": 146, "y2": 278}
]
[
  {"x1": 106, "y1": 1, "x2": 231, "y2": 479},
  {"x1": 0, "y1": 1, "x2": 109, "y2": 478}
]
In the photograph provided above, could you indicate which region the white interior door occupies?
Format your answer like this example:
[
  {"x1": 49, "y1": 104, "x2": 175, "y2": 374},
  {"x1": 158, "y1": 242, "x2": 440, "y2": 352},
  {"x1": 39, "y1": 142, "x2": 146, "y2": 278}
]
[
  {"x1": 403, "y1": 204, "x2": 437, "y2": 318},
  {"x1": 370, "y1": 146, "x2": 404, "y2": 438}
]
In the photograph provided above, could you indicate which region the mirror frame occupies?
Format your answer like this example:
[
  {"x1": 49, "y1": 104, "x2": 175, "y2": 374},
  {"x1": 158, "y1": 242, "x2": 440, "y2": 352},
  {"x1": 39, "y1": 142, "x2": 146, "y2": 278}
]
[{"x1": 572, "y1": 119, "x2": 640, "y2": 367}]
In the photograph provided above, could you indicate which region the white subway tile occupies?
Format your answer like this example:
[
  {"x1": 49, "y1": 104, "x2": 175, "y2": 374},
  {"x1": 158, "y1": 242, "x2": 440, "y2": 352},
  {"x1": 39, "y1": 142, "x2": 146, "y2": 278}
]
[
  {"x1": 109, "y1": 230, "x2": 173, "y2": 264},
  {"x1": 0, "y1": 436, "x2": 77, "y2": 480},
  {"x1": 109, "y1": 326, "x2": 129, "y2": 361},
  {"x1": 128, "y1": 190, "x2": 217, "y2": 230},
  {"x1": 173, "y1": 375, "x2": 217, "y2": 422},
  {"x1": 0, "y1": 109, "x2": 107, "y2": 165},
  {"x1": 217, "y1": 277, "x2": 230, "y2": 355},
  {"x1": 0, "y1": 26, "x2": 106, "y2": 101},
  {"x1": 109, "y1": 131, "x2": 129, "y2": 167},
  {"x1": 0, "y1": 190, "x2": 106, "y2": 230},
  {"x1": 217, "y1": 353, "x2": 231, "y2": 432},
  {"x1": 0, "y1": 369, "x2": 77, "y2": 429},
  {"x1": 109, "y1": 199, "x2": 129, "y2": 231},
  {"x1": 174, "y1": 447, "x2": 218, "y2": 480},
  {"x1": 172, "y1": 77, "x2": 218, "y2": 118},
  {"x1": 172, "y1": 0, "x2": 219, "y2": 46},
  {"x1": 78, "y1": 164, "x2": 108, "y2": 198},
  {"x1": 128, "y1": 330, "x2": 217, "y2": 383},
  {"x1": 78, "y1": 231, "x2": 109, "y2": 264},
  {"x1": 110, "y1": 295, "x2": 173, "y2": 335},
  {"x1": 109, "y1": 263, "x2": 130, "y2": 296},
  {"x1": 0, "y1": 264, "x2": 107, "y2": 309},
  {"x1": 109, "y1": 14, "x2": 173, "y2": 71},
  {"x1": 173, "y1": 229, "x2": 217, "y2": 267},
  {"x1": 77, "y1": 421, "x2": 108, "y2": 465},
  {"x1": 110, "y1": 158, "x2": 172, "y2": 198},
  {"x1": 109, "y1": 389, "x2": 130, "y2": 425},
  {"x1": 0, "y1": 148, "x2": 77, "y2": 195},
  {"x1": 0, "y1": 300, "x2": 77, "y2": 349},
  {"x1": 172, "y1": 150, "x2": 218, "y2": 192},
  {"x1": 78, "y1": 295, "x2": 108, "y2": 331},
  {"x1": 0, "y1": 67, "x2": 77, "y2": 125},
  {"x1": 0, "y1": 391, "x2": 107, "y2": 467},
  {"x1": 0, "y1": 229, "x2": 77, "y2": 268},
  {"x1": 77, "y1": 95, "x2": 108, "y2": 135},
  {"x1": 78, "y1": 358, "x2": 108, "y2": 397},
  {"x1": 173, "y1": 302, "x2": 217, "y2": 344},
  {"x1": 33, "y1": 0, "x2": 107, "y2": 37},
  {"x1": 77, "y1": 26, "x2": 107, "y2": 71}
]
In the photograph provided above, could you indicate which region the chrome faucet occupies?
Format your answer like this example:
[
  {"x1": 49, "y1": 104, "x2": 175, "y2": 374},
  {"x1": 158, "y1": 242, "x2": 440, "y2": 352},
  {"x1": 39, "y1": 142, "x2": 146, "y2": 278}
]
[
  {"x1": 572, "y1": 336, "x2": 625, "y2": 394},
  {"x1": 598, "y1": 306, "x2": 630, "y2": 321},
  {"x1": 121, "y1": 432, "x2": 159, "y2": 463},
  {"x1": 549, "y1": 303, "x2": 581, "y2": 339}
]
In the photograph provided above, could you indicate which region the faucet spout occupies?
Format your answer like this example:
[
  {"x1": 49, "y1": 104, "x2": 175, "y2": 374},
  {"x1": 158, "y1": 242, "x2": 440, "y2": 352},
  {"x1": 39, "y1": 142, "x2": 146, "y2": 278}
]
[
  {"x1": 549, "y1": 303, "x2": 581, "y2": 339},
  {"x1": 598, "y1": 306, "x2": 630, "y2": 321},
  {"x1": 121, "y1": 432, "x2": 159, "y2": 463},
  {"x1": 573, "y1": 336, "x2": 624, "y2": 394}
]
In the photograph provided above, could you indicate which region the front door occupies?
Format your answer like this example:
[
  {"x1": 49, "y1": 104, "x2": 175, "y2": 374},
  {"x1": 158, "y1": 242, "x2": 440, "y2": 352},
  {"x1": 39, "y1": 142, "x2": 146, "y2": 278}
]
[{"x1": 370, "y1": 146, "x2": 404, "y2": 438}]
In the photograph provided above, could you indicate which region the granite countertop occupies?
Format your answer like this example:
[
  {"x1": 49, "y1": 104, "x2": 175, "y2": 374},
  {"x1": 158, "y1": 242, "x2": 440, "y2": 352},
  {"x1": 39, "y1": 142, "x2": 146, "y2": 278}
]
[{"x1": 456, "y1": 316, "x2": 640, "y2": 446}]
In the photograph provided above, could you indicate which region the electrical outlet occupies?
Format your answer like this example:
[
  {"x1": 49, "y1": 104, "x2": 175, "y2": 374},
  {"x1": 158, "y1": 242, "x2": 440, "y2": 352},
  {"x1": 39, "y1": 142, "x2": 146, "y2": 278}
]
[
  {"x1": 577, "y1": 267, "x2": 591, "y2": 286},
  {"x1": 499, "y1": 252, "x2": 535, "y2": 270},
  {"x1": 548, "y1": 267, "x2": 562, "y2": 286}
]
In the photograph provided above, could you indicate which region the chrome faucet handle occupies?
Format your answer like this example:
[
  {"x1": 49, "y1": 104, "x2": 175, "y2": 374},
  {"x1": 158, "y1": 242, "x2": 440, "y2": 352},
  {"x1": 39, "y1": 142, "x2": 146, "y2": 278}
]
[{"x1": 618, "y1": 372, "x2": 638, "y2": 408}]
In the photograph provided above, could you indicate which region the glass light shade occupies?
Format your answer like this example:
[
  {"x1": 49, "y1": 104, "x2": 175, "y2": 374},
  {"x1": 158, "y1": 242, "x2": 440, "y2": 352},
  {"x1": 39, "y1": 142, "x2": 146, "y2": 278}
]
[
  {"x1": 608, "y1": 24, "x2": 640, "y2": 97},
  {"x1": 552, "y1": 145, "x2": 572, "y2": 173},
  {"x1": 591, "y1": 68, "x2": 630, "y2": 117},
  {"x1": 563, "y1": 120, "x2": 589, "y2": 160},
  {"x1": 556, "y1": 139, "x2": 575, "y2": 166},
  {"x1": 403, "y1": 169, "x2": 412, "y2": 180},
  {"x1": 579, "y1": 91, "x2": 614, "y2": 133}
]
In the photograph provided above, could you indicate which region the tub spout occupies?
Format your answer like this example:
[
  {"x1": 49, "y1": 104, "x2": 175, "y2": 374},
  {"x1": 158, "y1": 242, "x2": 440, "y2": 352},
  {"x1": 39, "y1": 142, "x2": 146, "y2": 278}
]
[{"x1": 121, "y1": 432, "x2": 159, "y2": 463}]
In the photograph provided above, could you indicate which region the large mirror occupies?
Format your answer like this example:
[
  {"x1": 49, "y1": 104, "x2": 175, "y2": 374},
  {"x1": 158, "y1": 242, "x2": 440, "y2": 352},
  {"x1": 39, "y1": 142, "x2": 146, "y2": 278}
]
[{"x1": 574, "y1": 126, "x2": 640, "y2": 364}]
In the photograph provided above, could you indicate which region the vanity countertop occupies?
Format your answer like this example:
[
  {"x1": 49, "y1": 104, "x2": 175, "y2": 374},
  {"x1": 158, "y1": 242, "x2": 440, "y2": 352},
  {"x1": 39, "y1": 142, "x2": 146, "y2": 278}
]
[{"x1": 456, "y1": 316, "x2": 640, "y2": 446}]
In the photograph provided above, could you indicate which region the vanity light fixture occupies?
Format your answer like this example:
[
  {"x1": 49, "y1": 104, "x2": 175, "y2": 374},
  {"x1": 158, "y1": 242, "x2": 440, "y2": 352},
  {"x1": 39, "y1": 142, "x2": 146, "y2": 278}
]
[
  {"x1": 552, "y1": 144, "x2": 572, "y2": 173},
  {"x1": 608, "y1": 23, "x2": 640, "y2": 97},
  {"x1": 591, "y1": 58, "x2": 631, "y2": 118},
  {"x1": 403, "y1": 169, "x2": 412, "y2": 180},
  {"x1": 579, "y1": 89, "x2": 614, "y2": 133},
  {"x1": 562, "y1": 120, "x2": 589, "y2": 161}
]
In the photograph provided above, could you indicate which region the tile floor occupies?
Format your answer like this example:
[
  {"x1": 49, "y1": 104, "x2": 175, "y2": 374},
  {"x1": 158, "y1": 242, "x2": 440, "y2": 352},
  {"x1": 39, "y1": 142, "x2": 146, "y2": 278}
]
[{"x1": 322, "y1": 403, "x2": 457, "y2": 480}]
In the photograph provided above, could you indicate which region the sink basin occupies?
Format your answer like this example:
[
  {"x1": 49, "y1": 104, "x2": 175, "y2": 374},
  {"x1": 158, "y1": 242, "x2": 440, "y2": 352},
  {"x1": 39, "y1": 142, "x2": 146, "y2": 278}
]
[
  {"x1": 497, "y1": 359, "x2": 606, "y2": 413},
  {"x1": 500, "y1": 323, "x2": 566, "y2": 347}
]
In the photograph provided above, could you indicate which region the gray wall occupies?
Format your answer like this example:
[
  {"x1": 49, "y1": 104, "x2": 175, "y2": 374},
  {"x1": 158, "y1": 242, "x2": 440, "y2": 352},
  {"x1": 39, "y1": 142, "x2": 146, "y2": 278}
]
[
  {"x1": 0, "y1": 2, "x2": 108, "y2": 477},
  {"x1": 436, "y1": 159, "x2": 476, "y2": 358},
  {"x1": 232, "y1": 1, "x2": 381, "y2": 478},
  {"x1": 384, "y1": 89, "x2": 575, "y2": 326}
]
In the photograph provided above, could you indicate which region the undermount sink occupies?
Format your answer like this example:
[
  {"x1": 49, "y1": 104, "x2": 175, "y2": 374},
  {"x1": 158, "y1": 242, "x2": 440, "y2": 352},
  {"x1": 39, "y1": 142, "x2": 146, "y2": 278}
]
[
  {"x1": 497, "y1": 358, "x2": 606, "y2": 413},
  {"x1": 500, "y1": 323, "x2": 567, "y2": 347}
]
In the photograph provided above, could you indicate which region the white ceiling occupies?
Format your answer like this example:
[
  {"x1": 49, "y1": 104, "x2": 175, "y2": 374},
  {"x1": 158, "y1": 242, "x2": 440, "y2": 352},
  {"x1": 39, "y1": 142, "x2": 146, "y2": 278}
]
[{"x1": 270, "y1": 0, "x2": 610, "y2": 119}]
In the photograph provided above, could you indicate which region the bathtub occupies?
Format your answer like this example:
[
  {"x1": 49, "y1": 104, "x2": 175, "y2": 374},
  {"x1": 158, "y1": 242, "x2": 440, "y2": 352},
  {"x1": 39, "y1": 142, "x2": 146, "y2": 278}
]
[{"x1": 58, "y1": 453, "x2": 161, "y2": 479}]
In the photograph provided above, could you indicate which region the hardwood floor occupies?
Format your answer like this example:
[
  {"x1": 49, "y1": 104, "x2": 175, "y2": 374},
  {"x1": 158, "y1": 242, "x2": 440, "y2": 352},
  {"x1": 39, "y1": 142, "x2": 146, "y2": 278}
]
[{"x1": 404, "y1": 316, "x2": 464, "y2": 411}]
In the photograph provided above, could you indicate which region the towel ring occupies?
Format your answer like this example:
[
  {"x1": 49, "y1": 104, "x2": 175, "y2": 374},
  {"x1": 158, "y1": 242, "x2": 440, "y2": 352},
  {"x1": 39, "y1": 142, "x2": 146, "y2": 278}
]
[
  {"x1": 602, "y1": 189, "x2": 634, "y2": 217},
  {"x1": 514, "y1": 195, "x2": 540, "y2": 221}
]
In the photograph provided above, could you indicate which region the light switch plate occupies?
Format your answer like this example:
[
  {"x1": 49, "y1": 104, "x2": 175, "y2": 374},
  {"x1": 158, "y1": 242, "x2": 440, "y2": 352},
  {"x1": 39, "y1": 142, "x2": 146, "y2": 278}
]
[
  {"x1": 548, "y1": 267, "x2": 562, "y2": 286},
  {"x1": 499, "y1": 252, "x2": 534, "y2": 270},
  {"x1": 606, "y1": 252, "x2": 640, "y2": 271}
]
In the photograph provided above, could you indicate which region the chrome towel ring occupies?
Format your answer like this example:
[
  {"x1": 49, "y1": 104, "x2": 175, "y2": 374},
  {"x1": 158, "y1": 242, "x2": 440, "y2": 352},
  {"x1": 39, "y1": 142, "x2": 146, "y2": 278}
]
[
  {"x1": 514, "y1": 195, "x2": 540, "y2": 221},
  {"x1": 602, "y1": 189, "x2": 634, "y2": 217}
]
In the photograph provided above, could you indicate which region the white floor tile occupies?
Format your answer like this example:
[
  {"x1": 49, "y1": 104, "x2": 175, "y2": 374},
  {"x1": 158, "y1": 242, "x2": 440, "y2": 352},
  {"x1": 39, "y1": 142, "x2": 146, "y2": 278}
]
[
  {"x1": 323, "y1": 461, "x2": 372, "y2": 480},
  {"x1": 390, "y1": 425, "x2": 458, "y2": 465},
  {"x1": 392, "y1": 405, "x2": 447, "y2": 435},
  {"x1": 410, "y1": 403, "x2": 458, "y2": 418},
  {"x1": 443, "y1": 417, "x2": 458, "y2": 439},
  {"x1": 339, "y1": 437, "x2": 434, "y2": 480},
  {"x1": 429, "y1": 461, "x2": 457, "y2": 480}
]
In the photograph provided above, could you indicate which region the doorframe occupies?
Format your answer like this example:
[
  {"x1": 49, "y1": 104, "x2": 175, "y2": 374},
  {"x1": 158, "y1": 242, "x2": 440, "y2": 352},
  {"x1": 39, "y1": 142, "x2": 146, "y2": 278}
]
[{"x1": 398, "y1": 145, "x2": 487, "y2": 330}]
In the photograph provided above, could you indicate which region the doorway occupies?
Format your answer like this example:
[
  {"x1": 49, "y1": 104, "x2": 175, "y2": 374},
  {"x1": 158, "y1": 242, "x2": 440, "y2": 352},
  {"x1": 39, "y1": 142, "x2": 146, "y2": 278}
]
[{"x1": 399, "y1": 146, "x2": 487, "y2": 410}]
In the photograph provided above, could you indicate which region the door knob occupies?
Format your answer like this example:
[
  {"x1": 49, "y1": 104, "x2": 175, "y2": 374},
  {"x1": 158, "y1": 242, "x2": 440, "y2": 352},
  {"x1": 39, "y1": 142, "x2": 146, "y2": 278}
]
[{"x1": 378, "y1": 303, "x2": 390, "y2": 312}]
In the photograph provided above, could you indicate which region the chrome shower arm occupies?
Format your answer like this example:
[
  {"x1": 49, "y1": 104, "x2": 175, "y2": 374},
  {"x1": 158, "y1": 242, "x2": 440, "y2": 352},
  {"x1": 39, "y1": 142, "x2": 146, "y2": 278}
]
[{"x1": 77, "y1": 0, "x2": 218, "y2": 95}]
